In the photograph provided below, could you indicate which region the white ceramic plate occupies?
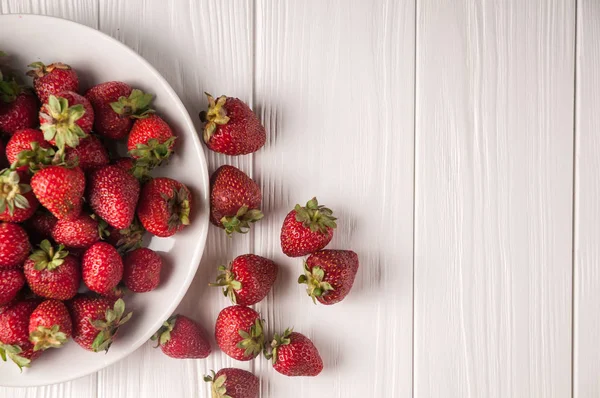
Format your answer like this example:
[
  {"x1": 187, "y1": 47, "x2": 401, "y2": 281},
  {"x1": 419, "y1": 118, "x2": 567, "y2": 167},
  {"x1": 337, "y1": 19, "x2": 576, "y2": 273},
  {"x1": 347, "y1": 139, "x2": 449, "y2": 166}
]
[{"x1": 0, "y1": 14, "x2": 209, "y2": 387}]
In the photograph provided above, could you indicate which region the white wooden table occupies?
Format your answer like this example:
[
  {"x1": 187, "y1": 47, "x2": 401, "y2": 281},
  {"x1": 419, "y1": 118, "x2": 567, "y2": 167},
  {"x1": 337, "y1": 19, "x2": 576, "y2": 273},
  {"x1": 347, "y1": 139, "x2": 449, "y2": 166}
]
[{"x1": 0, "y1": 0, "x2": 598, "y2": 397}]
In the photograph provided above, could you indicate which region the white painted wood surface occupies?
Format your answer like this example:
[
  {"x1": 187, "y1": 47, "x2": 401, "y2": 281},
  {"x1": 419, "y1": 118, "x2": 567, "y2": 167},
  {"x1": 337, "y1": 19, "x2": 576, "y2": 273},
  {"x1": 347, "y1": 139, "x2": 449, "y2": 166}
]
[{"x1": 0, "y1": 0, "x2": 596, "y2": 397}]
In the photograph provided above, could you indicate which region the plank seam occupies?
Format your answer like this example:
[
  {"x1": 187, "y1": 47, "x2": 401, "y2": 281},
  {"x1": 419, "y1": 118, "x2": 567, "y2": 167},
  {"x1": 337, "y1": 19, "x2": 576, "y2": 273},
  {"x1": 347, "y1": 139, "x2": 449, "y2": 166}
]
[{"x1": 571, "y1": 0, "x2": 579, "y2": 397}]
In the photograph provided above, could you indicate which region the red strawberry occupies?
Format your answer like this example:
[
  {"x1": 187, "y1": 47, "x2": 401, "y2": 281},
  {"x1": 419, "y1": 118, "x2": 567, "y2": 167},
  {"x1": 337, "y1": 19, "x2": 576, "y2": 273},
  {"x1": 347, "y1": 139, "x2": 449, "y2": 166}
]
[
  {"x1": 0, "y1": 269, "x2": 25, "y2": 305},
  {"x1": 113, "y1": 157, "x2": 134, "y2": 171},
  {"x1": 0, "y1": 169, "x2": 39, "y2": 222},
  {"x1": 82, "y1": 242, "x2": 123, "y2": 295},
  {"x1": 280, "y1": 198, "x2": 336, "y2": 257},
  {"x1": 0, "y1": 299, "x2": 41, "y2": 369},
  {"x1": 210, "y1": 165, "x2": 263, "y2": 235},
  {"x1": 39, "y1": 92, "x2": 93, "y2": 152},
  {"x1": 69, "y1": 296, "x2": 132, "y2": 352},
  {"x1": 123, "y1": 248, "x2": 162, "y2": 292},
  {"x1": 104, "y1": 216, "x2": 145, "y2": 254},
  {"x1": 265, "y1": 329, "x2": 323, "y2": 377},
  {"x1": 26, "y1": 210, "x2": 57, "y2": 242},
  {"x1": 199, "y1": 93, "x2": 265, "y2": 155},
  {"x1": 151, "y1": 314, "x2": 211, "y2": 359},
  {"x1": 298, "y1": 250, "x2": 359, "y2": 305},
  {"x1": 87, "y1": 165, "x2": 140, "y2": 229},
  {"x1": 210, "y1": 254, "x2": 278, "y2": 306},
  {"x1": 0, "y1": 77, "x2": 38, "y2": 135},
  {"x1": 24, "y1": 240, "x2": 80, "y2": 300},
  {"x1": 204, "y1": 368, "x2": 259, "y2": 398},
  {"x1": 27, "y1": 62, "x2": 79, "y2": 103},
  {"x1": 31, "y1": 165, "x2": 85, "y2": 219},
  {"x1": 137, "y1": 177, "x2": 191, "y2": 237},
  {"x1": 65, "y1": 135, "x2": 109, "y2": 171},
  {"x1": 6, "y1": 128, "x2": 54, "y2": 172},
  {"x1": 127, "y1": 114, "x2": 176, "y2": 169},
  {"x1": 28, "y1": 299, "x2": 72, "y2": 351},
  {"x1": 0, "y1": 222, "x2": 30, "y2": 268},
  {"x1": 214, "y1": 305, "x2": 264, "y2": 361},
  {"x1": 51, "y1": 213, "x2": 100, "y2": 249},
  {"x1": 112, "y1": 157, "x2": 149, "y2": 180}
]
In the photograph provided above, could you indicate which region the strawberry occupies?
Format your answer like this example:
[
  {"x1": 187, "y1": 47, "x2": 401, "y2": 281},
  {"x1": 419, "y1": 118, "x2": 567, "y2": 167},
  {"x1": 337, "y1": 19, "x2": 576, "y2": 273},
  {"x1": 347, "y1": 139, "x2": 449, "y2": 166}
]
[
  {"x1": 82, "y1": 242, "x2": 123, "y2": 295},
  {"x1": 298, "y1": 250, "x2": 359, "y2": 305},
  {"x1": 24, "y1": 240, "x2": 80, "y2": 300},
  {"x1": 51, "y1": 213, "x2": 100, "y2": 249},
  {"x1": 0, "y1": 89, "x2": 39, "y2": 136},
  {"x1": 280, "y1": 197, "x2": 336, "y2": 257},
  {"x1": 39, "y1": 92, "x2": 93, "y2": 153},
  {"x1": 210, "y1": 165, "x2": 263, "y2": 235},
  {"x1": 0, "y1": 169, "x2": 39, "y2": 222},
  {"x1": 30, "y1": 165, "x2": 85, "y2": 219},
  {"x1": 265, "y1": 329, "x2": 323, "y2": 377},
  {"x1": 151, "y1": 314, "x2": 211, "y2": 359},
  {"x1": 123, "y1": 248, "x2": 162, "y2": 292},
  {"x1": 25, "y1": 210, "x2": 57, "y2": 242},
  {"x1": 112, "y1": 157, "x2": 149, "y2": 180},
  {"x1": 104, "y1": 216, "x2": 145, "y2": 254},
  {"x1": 64, "y1": 135, "x2": 109, "y2": 171},
  {"x1": 210, "y1": 254, "x2": 278, "y2": 306},
  {"x1": 0, "y1": 299, "x2": 41, "y2": 369},
  {"x1": 137, "y1": 177, "x2": 191, "y2": 237},
  {"x1": 6, "y1": 128, "x2": 54, "y2": 172},
  {"x1": 69, "y1": 296, "x2": 132, "y2": 352},
  {"x1": 214, "y1": 305, "x2": 265, "y2": 361},
  {"x1": 127, "y1": 114, "x2": 176, "y2": 169},
  {"x1": 0, "y1": 269, "x2": 25, "y2": 305},
  {"x1": 199, "y1": 93, "x2": 265, "y2": 155},
  {"x1": 0, "y1": 222, "x2": 30, "y2": 268},
  {"x1": 113, "y1": 157, "x2": 134, "y2": 171},
  {"x1": 28, "y1": 299, "x2": 72, "y2": 351},
  {"x1": 204, "y1": 368, "x2": 259, "y2": 398},
  {"x1": 87, "y1": 165, "x2": 140, "y2": 229},
  {"x1": 27, "y1": 62, "x2": 79, "y2": 103},
  {"x1": 86, "y1": 83, "x2": 153, "y2": 140}
]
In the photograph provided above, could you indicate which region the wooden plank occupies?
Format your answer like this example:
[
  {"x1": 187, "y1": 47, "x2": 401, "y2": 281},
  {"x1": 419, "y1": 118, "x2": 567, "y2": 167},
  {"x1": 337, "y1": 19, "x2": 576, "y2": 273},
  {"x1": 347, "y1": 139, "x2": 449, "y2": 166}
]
[
  {"x1": 414, "y1": 1, "x2": 575, "y2": 397},
  {"x1": 254, "y1": 0, "x2": 414, "y2": 396},
  {"x1": 574, "y1": 1, "x2": 600, "y2": 396}
]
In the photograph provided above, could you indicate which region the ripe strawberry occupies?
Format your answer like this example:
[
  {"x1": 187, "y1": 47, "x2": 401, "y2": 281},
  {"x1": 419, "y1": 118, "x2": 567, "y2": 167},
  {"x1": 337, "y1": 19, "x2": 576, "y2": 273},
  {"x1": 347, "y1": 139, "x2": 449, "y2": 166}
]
[
  {"x1": 69, "y1": 296, "x2": 132, "y2": 352},
  {"x1": 0, "y1": 169, "x2": 39, "y2": 222},
  {"x1": 298, "y1": 250, "x2": 359, "y2": 305},
  {"x1": 65, "y1": 135, "x2": 109, "y2": 171},
  {"x1": 0, "y1": 299, "x2": 41, "y2": 369},
  {"x1": 27, "y1": 62, "x2": 79, "y2": 103},
  {"x1": 127, "y1": 114, "x2": 176, "y2": 169},
  {"x1": 31, "y1": 165, "x2": 85, "y2": 219},
  {"x1": 214, "y1": 305, "x2": 264, "y2": 361},
  {"x1": 151, "y1": 314, "x2": 211, "y2": 359},
  {"x1": 123, "y1": 248, "x2": 162, "y2": 292},
  {"x1": 87, "y1": 165, "x2": 140, "y2": 229},
  {"x1": 280, "y1": 197, "x2": 336, "y2": 257},
  {"x1": 86, "y1": 83, "x2": 153, "y2": 140},
  {"x1": 137, "y1": 177, "x2": 191, "y2": 237},
  {"x1": 0, "y1": 269, "x2": 25, "y2": 305},
  {"x1": 204, "y1": 368, "x2": 259, "y2": 398},
  {"x1": 113, "y1": 157, "x2": 134, "y2": 171},
  {"x1": 26, "y1": 210, "x2": 57, "y2": 242},
  {"x1": 6, "y1": 128, "x2": 54, "y2": 172},
  {"x1": 51, "y1": 213, "x2": 100, "y2": 249},
  {"x1": 199, "y1": 93, "x2": 265, "y2": 155},
  {"x1": 210, "y1": 165, "x2": 263, "y2": 235},
  {"x1": 112, "y1": 157, "x2": 149, "y2": 180},
  {"x1": 82, "y1": 242, "x2": 123, "y2": 295},
  {"x1": 104, "y1": 216, "x2": 145, "y2": 254},
  {"x1": 39, "y1": 92, "x2": 93, "y2": 153},
  {"x1": 210, "y1": 254, "x2": 278, "y2": 306},
  {"x1": 265, "y1": 329, "x2": 323, "y2": 377},
  {"x1": 0, "y1": 222, "x2": 30, "y2": 268},
  {"x1": 28, "y1": 299, "x2": 72, "y2": 351},
  {"x1": 24, "y1": 240, "x2": 80, "y2": 300},
  {"x1": 0, "y1": 88, "x2": 38, "y2": 136}
]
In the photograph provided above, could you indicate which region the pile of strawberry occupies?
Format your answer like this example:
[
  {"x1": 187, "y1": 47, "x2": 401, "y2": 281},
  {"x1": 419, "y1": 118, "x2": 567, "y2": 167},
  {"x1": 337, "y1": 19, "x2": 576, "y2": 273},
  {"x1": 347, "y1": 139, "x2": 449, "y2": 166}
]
[{"x1": 0, "y1": 54, "x2": 191, "y2": 369}]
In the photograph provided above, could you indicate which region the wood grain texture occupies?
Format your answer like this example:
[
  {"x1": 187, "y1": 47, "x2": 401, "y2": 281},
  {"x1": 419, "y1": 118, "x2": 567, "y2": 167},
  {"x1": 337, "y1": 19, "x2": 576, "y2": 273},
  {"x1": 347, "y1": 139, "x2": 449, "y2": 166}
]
[
  {"x1": 414, "y1": 1, "x2": 575, "y2": 397},
  {"x1": 574, "y1": 1, "x2": 600, "y2": 397},
  {"x1": 253, "y1": 0, "x2": 414, "y2": 396}
]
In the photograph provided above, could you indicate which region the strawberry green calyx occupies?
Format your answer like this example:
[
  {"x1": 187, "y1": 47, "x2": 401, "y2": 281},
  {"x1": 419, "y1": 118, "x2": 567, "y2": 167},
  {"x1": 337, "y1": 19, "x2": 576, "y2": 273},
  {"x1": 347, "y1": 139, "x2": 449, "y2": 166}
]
[
  {"x1": 236, "y1": 318, "x2": 265, "y2": 358},
  {"x1": 200, "y1": 93, "x2": 230, "y2": 143},
  {"x1": 209, "y1": 265, "x2": 242, "y2": 304},
  {"x1": 30, "y1": 325, "x2": 68, "y2": 351},
  {"x1": 0, "y1": 343, "x2": 31, "y2": 371},
  {"x1": 26, "y1": 62, "x2": 70, "y2": 78},
  {"x1": 150, "y1": 315, "x2": 177, "y2": 347},
  {"x1": 29, "y1": 240, "x2": 69, "y2": 271},
  {"x1": 110, "y1": 89, "x2": 155, "y2": 119},
  {"x1": 203, "y1": 371, "x2": 231, "y2": 398},
  {"x1": 0, "y1": 169, "x2": 31, "y2": 216},
  {"x1": 220, "y1": 205, "x2": 264, "y2": 236},
  {"x1": 298, "y1": 263, "x2": 334, "y2": 304},
  {"x1": 11, "y1": 142, "x2": 56, "y2": 173},
  {"x1": 163, "y1": 187, "x2": 191, "y2": 230},
  {"x1": 105, "y1": 217, "x2": 145, "y2": 254},
  {"x1": 294, "y1": 197, "x2": 337, "y2": 234},
  {"x1": 129, "y1": 136, "x2": 176, "y2": 169},
  {"x1": 264, "y1": 328, "x2": 292, "y2": 364},
  {"x1": 40, "y1": 95, "x2": 87, "y2": 152},
  {"x1": 0, "y1": 77, "x2": 21, "y2": 103},
  {"x1": 89, "y1": 298, "x2": 132, "y2": 353}
]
